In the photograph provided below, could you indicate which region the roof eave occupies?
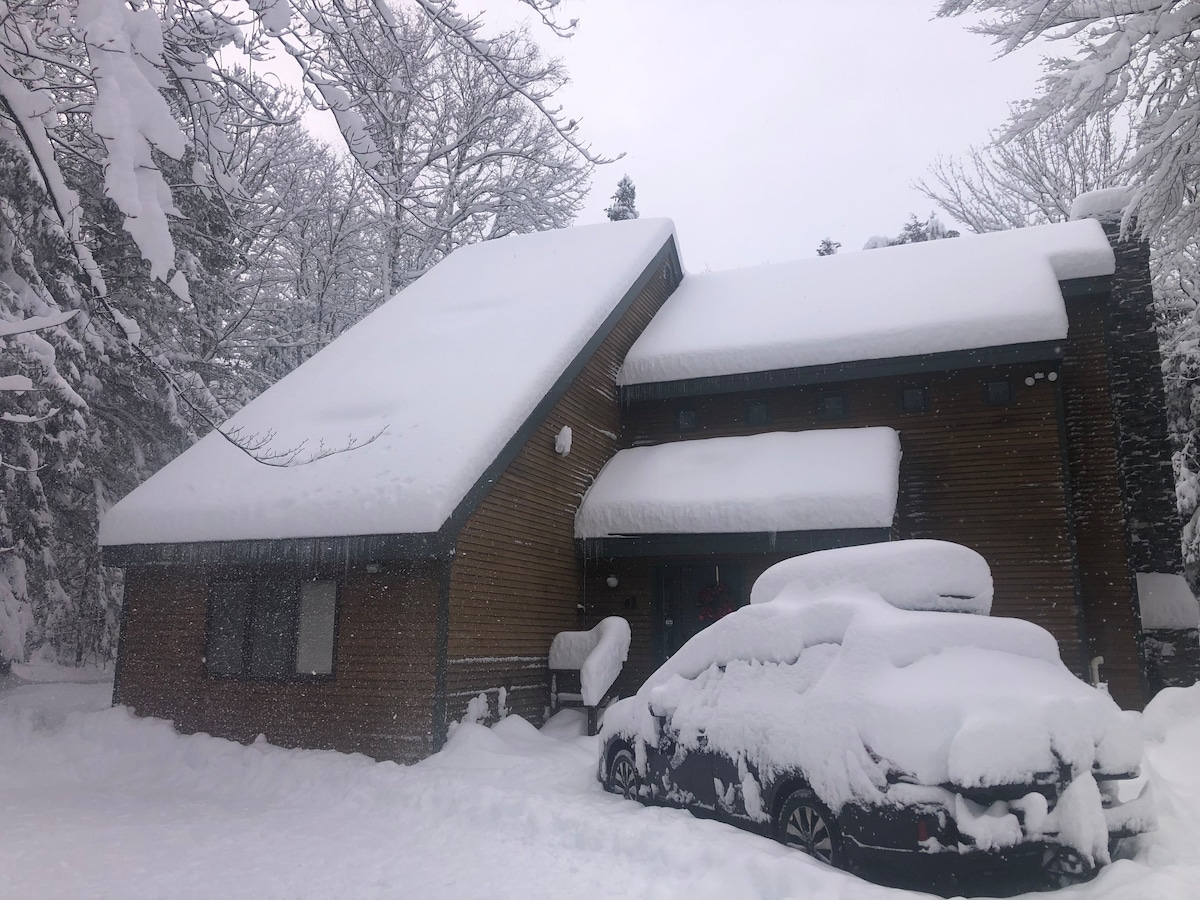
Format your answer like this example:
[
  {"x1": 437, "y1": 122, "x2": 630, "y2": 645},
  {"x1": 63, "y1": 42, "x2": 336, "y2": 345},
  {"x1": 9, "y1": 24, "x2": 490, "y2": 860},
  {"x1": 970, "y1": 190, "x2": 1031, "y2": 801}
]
[
  {"x1": 619, "y1": 339, "x2": 1066, "y2": 403},
  {"x1": 578, "y1": 527, "x2": 892, "y2": 559}
]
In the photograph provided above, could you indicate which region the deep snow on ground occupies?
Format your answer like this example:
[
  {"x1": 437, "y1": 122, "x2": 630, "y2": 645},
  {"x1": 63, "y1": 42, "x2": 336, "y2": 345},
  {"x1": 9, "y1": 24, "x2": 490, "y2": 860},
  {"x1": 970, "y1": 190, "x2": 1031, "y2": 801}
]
[{"x1": 2, "y1": 675, "x2": 1199, "y2": 900}]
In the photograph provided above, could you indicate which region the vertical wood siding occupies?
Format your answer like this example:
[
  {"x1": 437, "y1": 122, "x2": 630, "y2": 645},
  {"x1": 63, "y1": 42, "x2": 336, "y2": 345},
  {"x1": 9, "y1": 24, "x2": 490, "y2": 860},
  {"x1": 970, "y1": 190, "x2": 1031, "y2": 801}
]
[
  {"x1": 443, "y1": 256, "x2": 680, "y2": 727},
  {"x1": 620, "y1": 363, "x2": 1087, "y2": 681},
  {"x1": 1061, "y1": 296, "x2": 1144, "y2": 708},
  {"x1": 114, "y1": 563, "x2": 442, "y2": 762}
]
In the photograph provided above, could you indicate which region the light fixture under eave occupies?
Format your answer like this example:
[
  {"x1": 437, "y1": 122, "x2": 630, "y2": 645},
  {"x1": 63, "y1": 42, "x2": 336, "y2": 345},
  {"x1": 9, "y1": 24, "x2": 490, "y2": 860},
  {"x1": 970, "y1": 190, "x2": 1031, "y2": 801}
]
[{"x1": 606, "y1": 574, "x2": 619, "y2": 589}]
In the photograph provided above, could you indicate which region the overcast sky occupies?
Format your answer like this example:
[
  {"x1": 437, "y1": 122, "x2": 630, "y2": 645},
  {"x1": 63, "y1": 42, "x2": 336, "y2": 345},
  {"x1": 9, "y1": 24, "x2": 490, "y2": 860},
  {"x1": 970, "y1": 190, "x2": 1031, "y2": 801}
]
[{"x1": 453, "y1": 0, "x2": 1051, "y2": 272}]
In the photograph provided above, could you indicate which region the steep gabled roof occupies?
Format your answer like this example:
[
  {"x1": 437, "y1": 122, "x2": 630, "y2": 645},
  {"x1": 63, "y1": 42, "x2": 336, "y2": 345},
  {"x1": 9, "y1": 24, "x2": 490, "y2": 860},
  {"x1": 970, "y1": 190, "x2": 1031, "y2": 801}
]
[
  {"x1": 100, "y1": 219, "x2": 677, "y2": 550},
  {"x1": 618, "y1": 219, "x2": 1115, "y2": 387}
]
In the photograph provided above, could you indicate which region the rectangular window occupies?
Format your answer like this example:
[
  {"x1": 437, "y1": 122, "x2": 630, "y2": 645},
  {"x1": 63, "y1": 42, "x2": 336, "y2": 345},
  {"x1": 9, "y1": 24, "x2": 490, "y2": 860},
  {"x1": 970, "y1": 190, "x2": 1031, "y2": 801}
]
[
  {"x1": 900, "y1": 385, "x2": 926, "y2": 413},
  {"x1": 296, "y1": 581, "x2": 338, "y2": 675},
  {"x1": 817, "y1": 393, "x2": 846, "y2": 420},
  {"x1": 983, "y1": 379, "x2": 1013, "y2": 405},
  {"x1": 744, "y1": 400, "x2": 770, "y2": 427},
  {"x1": 206, "y1": 578, "x2": 338, "y2": 680},
  {"x1": 206, "y1": 582, "x2": 252, "y2": 676},
  {"x1": 676, "y1": 408, "x2": 698, "y2": 432}
]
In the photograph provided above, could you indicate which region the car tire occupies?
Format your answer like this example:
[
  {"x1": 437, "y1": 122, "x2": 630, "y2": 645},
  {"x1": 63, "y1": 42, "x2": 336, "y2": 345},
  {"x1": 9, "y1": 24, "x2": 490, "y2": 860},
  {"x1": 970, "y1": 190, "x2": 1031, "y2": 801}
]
[
  {"x1": 776, "y1": 787, "x2": 845, "y2": 868},
  {"x1": 606, "y1": 747, "x2": 640, "y2": 801},
  {"x1": 1042, "y1": 846, "x2": 1096, "y2": 888}
]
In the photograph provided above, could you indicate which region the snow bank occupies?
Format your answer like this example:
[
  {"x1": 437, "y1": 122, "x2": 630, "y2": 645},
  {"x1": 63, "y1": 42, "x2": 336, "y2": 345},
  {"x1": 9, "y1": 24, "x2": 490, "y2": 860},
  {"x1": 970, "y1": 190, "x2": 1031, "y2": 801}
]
[
  {"x1": 101, "y1": 219, "x2": 676, "y2": 545},
  {"x1": 575, "y1": 428, "x2": 900, "y2": 537},
  {"x1": 8, "y1": 677, "x2": 1200, "y2": 898},
  {"x1": 750, "y1": 539, "x2": 993, "y2": 614},
  {"x1": 618, "y1": 219, "x2": 1114, "y2": 385},
  {"x1": 549, "y1": 617, "x2": 632, "y2": 706},
  {"x1": 1137, "y1": 573, "x2": 1200, "y2": 630}
]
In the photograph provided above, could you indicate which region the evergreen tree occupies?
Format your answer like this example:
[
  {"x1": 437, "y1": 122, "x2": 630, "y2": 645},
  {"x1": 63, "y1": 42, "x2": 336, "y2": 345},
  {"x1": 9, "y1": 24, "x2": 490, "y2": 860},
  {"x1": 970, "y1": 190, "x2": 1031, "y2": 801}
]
[
  {"x1": 606, "y1": 176, "x2": 640, "y2": 222},
  {"x1": 864, "y1": 213, "x2": 960, "y2": 250},
  {"x1": 816, "y1": 238, "x2": 840, "y2": 257}
]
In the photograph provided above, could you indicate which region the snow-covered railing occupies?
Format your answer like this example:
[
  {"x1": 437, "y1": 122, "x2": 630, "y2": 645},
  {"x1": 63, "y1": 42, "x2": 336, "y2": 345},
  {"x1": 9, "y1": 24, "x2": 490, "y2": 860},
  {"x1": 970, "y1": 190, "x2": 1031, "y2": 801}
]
[{"x1": 549, "y1": 617, "x2": 631, "y2": 735}]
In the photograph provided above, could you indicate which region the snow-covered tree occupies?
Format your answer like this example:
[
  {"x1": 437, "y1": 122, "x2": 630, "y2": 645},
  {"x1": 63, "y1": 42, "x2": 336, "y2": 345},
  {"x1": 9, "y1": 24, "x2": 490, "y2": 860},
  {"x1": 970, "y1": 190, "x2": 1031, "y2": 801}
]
[
  {"x1": 0, "y1": 1, "x2": 602, "y2": 666},
  {"x1": 916, "y1": 106, "x2": 1133, "y2": 233},
  {"x1": 315, "y1": 10, "x2": 589, "y2": 295},
  {"x1": 606, "y1": 175, "x2": 639, "y2": 222},
  {"x1": 863, "y1": 213, "x2": 959, "y2": 250},
  {"x1": 815, "y1": 238, "x2": 840, "y2": 257},
  {"x1": 936, "y1": 0, "x2": 1200, "y2": 252}
]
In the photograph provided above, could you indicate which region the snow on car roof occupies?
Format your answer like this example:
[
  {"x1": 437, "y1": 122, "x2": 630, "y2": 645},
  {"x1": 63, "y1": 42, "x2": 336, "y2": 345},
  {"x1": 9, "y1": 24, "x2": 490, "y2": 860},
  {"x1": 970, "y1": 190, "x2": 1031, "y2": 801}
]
[
  {"x1": 100, "y1": 219, "x2": 676, "y2": 546},
  {"x1": 573, "y1": 428, "x2": 900, "y2": 538},
  {"x1": 751, "y1": 539, "x2": 993, "y2": 615},
  {"x1": 617, "y1": 218, "x2": 1115, "y2": 386}
]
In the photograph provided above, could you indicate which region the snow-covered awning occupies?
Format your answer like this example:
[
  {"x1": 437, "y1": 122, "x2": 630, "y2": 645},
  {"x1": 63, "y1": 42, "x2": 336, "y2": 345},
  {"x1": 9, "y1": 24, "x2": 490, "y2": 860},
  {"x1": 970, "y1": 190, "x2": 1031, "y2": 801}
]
[
  {"x1": 574, "y1": 428, "x2": 901, "y2": 539},
  {"x1": 619, "y1": 219, "x2": 1115, "y2": 387}
]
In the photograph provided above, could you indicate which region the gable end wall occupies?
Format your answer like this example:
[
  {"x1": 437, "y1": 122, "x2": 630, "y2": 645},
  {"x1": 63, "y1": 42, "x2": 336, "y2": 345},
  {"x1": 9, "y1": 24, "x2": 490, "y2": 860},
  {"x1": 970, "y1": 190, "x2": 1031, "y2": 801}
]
[{"x1": 441, "y1": 250, "x2": 680, "y2": 736}]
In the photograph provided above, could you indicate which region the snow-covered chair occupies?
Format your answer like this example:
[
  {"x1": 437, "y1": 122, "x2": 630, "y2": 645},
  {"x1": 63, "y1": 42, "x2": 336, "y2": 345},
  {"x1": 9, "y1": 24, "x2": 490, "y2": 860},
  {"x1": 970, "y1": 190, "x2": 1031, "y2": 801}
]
[{"x1": 549, "y1": 617, "x2": 631, "y2": 736}]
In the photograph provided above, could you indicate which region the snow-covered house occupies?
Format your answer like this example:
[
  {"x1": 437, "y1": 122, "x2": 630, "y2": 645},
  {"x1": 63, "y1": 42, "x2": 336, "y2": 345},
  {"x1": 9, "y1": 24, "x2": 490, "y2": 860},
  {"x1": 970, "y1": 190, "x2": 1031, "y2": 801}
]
[{"x1": 101, "y1": 202, "x2": 1195, "y2": 761}]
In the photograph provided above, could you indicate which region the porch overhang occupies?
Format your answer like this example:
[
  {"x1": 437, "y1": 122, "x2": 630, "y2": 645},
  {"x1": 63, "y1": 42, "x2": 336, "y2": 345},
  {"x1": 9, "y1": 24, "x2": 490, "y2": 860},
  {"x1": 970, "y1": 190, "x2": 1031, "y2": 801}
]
[{"x1": 574, "y1": 428, "x2": 901, "y2": 558}]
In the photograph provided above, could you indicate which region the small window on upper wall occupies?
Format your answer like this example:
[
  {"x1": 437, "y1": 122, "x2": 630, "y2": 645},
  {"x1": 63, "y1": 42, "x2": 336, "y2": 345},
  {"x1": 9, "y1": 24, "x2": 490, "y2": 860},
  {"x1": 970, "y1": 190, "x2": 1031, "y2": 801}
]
[
  {"x1": 983, "y1": 378, "x2": 1013, "y2": 405},
  {"x1": 676, "y1": 408, "x2": 699, "y2": 432},
  {"x1": 745, "y1": 400, "x2": 770, "y2": 427},
  {"x1": 817, "y1": 393, "x2": 846, "y2": 420},
  {"x1": 900, "y1": 385, "x2": 927, "y2": 414}
]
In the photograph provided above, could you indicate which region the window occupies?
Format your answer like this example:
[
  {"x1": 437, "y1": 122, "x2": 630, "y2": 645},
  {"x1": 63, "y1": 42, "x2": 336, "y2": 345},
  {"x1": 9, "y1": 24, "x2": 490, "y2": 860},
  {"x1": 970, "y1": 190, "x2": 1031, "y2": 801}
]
[
  {"x1": 744, "y1": 400, "x2": 770, "y2": 427},
  {"x1": 206, "y1": 579, "x2": 338, "y2": 679},
  {"x1": 676, "y1": 408, "x2": 698, "y2": 432},
  {"x1": 983, "y1": 378, "x2": 1012, "y2": 406},
  {"x1": 817, "y1": 393, "x2": 846, "y2": 420},
  {"x1": 900, "y1": 385, "x2": 926, "y2": 413}
]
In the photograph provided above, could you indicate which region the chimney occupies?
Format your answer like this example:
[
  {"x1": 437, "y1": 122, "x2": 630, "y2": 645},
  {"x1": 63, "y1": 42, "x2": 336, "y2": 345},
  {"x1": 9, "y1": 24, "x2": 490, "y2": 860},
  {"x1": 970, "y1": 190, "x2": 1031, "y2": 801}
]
[
  {"x1": 1071, "y1": 188, "x2": 1181, "y2": 575},
  {"x1": 1072, "y1": 188, "x2": 1198, "y2": 694}
]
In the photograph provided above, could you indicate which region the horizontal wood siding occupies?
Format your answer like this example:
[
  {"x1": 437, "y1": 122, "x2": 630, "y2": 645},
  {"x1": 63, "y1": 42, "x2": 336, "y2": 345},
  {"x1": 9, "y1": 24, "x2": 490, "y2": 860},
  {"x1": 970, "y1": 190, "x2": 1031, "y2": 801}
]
[
  {"x1": 1062, "y1": 296, "x2": 1144, "y2": 707},
  {"x1": 114, "y1": 563, "x2": 441, "y2": 762},
  {"x1": 622, "y1": 363, "x2": 1087, "y2": 678},
  {"x1": 445, "y1": 255, "x2": 680, "y2": 727}
]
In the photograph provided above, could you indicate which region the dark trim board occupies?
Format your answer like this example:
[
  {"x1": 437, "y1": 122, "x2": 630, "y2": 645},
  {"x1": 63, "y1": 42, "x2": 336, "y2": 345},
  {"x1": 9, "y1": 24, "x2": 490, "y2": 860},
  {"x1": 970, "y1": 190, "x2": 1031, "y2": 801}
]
[
  {"x1": 102, "y1": 531, "x2": 452, "y2": 568},
  {"x1": 619, "y1": 341, "x2": 1065, "y2": 403},
  {"x1": 579, "y1": 528, "x2": 891, "y2": 559},
  {"x1": 1059, "y1": 275, "x2": 1112, "y2": 300}
]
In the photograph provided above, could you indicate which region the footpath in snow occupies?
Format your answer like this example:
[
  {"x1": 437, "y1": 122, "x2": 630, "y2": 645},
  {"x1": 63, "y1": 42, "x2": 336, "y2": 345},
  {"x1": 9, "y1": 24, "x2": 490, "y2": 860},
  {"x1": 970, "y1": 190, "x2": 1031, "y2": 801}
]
[{"x1": 1, "y1": 672, "x2": 1199, "y2": 900}]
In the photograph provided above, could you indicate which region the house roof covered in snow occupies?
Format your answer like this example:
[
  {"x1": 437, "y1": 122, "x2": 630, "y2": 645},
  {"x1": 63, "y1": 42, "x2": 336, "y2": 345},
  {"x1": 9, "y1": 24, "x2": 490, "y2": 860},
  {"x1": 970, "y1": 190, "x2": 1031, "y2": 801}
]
[
  {"x1": 100, "y1": 219, "x2": 678, "y2": 549},
  {"x1": 618, "y1": 219, "x2": 1115, "y2": 388},
  {"x1": 574, "y1": 428, "x2": 901, "y2": 539}
]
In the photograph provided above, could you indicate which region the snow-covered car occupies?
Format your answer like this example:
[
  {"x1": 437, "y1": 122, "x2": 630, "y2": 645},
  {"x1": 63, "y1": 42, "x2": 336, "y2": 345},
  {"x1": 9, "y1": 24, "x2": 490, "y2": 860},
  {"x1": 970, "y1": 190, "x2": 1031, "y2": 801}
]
[{"x1": 598, "y1": 541, "x2": 1153, "y2": 888}]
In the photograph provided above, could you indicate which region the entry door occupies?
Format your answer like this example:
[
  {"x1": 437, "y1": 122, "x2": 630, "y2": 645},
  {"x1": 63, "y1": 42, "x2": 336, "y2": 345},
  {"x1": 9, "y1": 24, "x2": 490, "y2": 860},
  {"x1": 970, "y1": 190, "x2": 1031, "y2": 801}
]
[{"x1": 654, "y1": 563, "x2": 746, "y2": 664}]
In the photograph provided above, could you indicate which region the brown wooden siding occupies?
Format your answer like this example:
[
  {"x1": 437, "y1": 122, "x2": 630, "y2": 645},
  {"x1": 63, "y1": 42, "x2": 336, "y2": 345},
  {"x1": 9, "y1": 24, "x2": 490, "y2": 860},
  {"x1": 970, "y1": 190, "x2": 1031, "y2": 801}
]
[
  {"x1": 621, "y1": 362, "x2": 1087, "y2": 679},
  {"x1": 443, "y1": 254, "x2": 681, "y2": 728},
  {"x1": 114, "y1": 562, "x2": 442, "y2": 762},
  {"x1": 1062, "y1": 296, "x2": 1143, "y2": 708}
]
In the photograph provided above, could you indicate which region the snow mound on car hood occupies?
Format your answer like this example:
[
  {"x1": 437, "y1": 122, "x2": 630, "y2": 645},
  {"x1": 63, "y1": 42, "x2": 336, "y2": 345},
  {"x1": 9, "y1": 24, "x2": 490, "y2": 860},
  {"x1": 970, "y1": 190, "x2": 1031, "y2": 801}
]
[
  {"x1": 604, "y1": 590, "x2": 1140, "y2": 837},
  {"x1": 750, "y1": 540, "x2": 993, "y2": 614}
]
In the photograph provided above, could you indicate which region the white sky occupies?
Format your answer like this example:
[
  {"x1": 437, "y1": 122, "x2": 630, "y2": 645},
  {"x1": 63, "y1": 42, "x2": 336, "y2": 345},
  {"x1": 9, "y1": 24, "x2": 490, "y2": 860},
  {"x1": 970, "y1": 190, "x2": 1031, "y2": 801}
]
[{"x1": 462, "y1": 1, "x2": 1049, "y2": 272}]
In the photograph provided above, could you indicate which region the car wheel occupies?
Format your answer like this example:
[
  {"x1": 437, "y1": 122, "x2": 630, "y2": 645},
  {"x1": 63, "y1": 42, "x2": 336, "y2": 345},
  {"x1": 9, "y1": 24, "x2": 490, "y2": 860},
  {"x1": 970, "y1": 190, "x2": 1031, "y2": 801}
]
[
  {"x1": 606, "y1": 747, "x2": 640, "y2": 801},
  {"x1": 1042, "y1": 846, "x2": 1096, "y2": 888},
  {"x1": 776, "y1": 788, "x2": 844, "y2": 868}
]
